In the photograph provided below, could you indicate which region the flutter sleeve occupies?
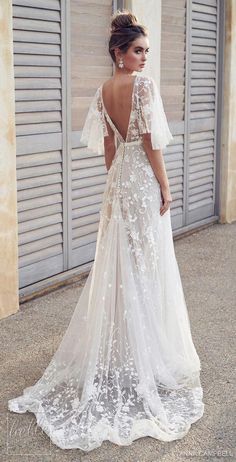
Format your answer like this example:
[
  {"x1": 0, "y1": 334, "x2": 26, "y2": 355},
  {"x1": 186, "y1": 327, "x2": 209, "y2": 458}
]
[
  {"x1": 80, "y1": 87, "x2": 109, "y2": 155},
  {"x1": 137, "y1": 77, "x2": 173, "y2": 150}
]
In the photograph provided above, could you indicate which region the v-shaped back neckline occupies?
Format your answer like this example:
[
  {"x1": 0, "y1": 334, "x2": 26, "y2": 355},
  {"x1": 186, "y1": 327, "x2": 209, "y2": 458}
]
[{"x1": 100, "y1": 74, "x2": 138, "y2": 143}]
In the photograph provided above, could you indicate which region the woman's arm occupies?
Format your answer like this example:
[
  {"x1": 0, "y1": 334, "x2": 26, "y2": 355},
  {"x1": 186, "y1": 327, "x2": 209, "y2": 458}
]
[
  {"x1": 142, "y1": 133, "x2": 172, "y2": 215},
  {"x1": 104, "y1": 122, "x2": 116, "y2": 171}
]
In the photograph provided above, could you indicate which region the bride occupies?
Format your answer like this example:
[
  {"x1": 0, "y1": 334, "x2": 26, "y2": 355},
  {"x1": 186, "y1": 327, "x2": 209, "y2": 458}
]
[{"x1": 8, "y1": 10, "x2": 204, "y2": 452}]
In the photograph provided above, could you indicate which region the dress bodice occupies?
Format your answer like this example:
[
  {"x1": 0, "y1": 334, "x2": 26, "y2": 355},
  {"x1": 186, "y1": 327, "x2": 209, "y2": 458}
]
[{"x1": 81, "y1": 74, "x2": 173, "y2": 155}]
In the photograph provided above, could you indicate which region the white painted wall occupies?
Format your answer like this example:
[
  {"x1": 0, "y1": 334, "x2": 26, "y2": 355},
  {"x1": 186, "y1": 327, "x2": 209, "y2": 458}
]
[{"x1": 124, "y1": 0, "x2": 162, "y2": 85}]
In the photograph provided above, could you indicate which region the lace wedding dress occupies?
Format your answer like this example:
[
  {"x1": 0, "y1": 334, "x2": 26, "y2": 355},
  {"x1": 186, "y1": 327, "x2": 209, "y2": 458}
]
[{"x1": 8, "y1": 75, "x2": 204, "y2": 451}]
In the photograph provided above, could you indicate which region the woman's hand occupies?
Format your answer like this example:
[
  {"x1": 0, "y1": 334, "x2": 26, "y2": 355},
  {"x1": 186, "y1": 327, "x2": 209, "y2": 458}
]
[
  {"x1": 141, "y1": 140, "x2": 172, "y2": 215},
  {"x1": 160, "y1": 185, "x2": 172, "y2": 216}
]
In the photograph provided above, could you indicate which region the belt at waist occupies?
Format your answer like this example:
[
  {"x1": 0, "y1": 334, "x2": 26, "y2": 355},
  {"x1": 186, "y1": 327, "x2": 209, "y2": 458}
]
[{"x1": 119, "y1": 139, "x2": 142, "y2": 146}]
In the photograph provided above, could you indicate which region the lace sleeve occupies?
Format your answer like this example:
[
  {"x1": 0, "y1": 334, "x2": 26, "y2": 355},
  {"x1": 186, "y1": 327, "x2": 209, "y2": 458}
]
[
  {"x1": 80, "y1": 88, "x2": 109, "y2": 155},
  {"x1": 138, "y1": 77, "x2": 173, "y2": 150}
]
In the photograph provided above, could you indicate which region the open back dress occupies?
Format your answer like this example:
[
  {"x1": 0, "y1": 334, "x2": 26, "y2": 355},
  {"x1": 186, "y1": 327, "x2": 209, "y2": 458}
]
[{"x1": 8, "y1": 74, "x2": 205, "y2": 451}]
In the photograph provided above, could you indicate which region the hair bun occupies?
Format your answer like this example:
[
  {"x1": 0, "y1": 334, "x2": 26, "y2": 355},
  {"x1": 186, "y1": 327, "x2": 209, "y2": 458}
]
[
  {"x1": 108, "y1": 9, "x2": 148, "y2": 65},
  {"x1": 111, "y1": 10, "x2": 138, "y2": 33}
]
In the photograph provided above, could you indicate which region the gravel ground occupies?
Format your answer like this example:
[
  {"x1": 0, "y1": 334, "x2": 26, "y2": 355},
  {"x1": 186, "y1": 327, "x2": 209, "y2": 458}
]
[{"x1": 1, "y1": 222, "x2": 235, "y2": 462}]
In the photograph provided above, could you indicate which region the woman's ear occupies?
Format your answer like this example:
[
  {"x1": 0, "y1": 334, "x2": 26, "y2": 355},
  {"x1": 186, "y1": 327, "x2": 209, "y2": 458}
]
[{"x1": 114, "y1": 47, "x2": 122, "y2": 62}]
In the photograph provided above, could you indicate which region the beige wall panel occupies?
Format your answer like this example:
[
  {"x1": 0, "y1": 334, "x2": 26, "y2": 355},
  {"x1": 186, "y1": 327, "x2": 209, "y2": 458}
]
[
  {"x1": 0, "y1": 0, "x2": 19, "y2": 319},
  {"x1": 71, "y1": 0, "x2": 113, "y2": 131}
]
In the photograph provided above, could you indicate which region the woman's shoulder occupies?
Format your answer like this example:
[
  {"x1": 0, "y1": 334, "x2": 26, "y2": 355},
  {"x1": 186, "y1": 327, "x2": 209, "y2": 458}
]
[
  {"x1": 100, "y1": 77, "x2": 113, "y2": 90},
  {"x1": 100, "y1": 75, "x2": 139, "y2": 100},
  {"x1": 137, "y1": 75, "x2": 156, "y2": 88},
  {"x1": 136, "y1": 75, "x2": 157, "y2": 101},
  {"x1": 138, "y1": 74, "x2": 154, "y2": 82},
  {"x1": 97, "y1": 75, "x2": 156, "y2": 102},
  {"x1": 99, "y1": 74, "x2": 154, "y2": 89}
]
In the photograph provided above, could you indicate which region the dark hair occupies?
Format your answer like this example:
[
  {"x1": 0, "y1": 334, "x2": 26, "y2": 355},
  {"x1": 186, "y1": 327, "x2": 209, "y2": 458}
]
[{"x1": 109, "y1": 9, "x2": 148, "y2": 64}]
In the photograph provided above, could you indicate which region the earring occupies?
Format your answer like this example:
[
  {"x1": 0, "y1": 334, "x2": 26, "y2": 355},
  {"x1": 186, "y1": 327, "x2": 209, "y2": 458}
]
[{"x1": 118, "y1": 59, "x2": 124, "y2": 69}]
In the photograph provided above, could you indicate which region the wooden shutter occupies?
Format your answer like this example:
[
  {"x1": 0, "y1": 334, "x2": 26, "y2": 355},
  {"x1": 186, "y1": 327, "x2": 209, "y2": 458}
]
[
  {"x1": 13, "y1": 0, "x2": 115, "y2": 291},
  {"x1": 187, "y1": 0, "x2": 218, "y2": 223},
  {"x1": 70, "y1": 0, "x2": 113, "y2": 268},
  {"x1": 161, "y1": 0, "x2": 186, "y2": 229},
  {"x1": 161, "y1": 0, "x2": 221, "y2": 232},
  {"x1": 13, "y1": 0, "x2": 64, "y2": 287}
]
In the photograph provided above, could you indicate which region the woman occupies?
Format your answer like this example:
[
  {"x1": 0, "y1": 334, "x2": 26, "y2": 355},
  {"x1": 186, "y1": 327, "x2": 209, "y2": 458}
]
[{"x1": 8, "y1": 10, "x2": 204, "y2": 452}]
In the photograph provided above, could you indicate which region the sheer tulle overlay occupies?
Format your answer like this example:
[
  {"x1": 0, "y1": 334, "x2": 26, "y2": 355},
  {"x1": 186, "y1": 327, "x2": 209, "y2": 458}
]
[{"x1": 8, "y1": 75, "x2": 204, "y2": 451}]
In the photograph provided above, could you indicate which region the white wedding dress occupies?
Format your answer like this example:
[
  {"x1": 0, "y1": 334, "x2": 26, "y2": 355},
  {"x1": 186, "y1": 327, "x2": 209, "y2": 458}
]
[{"x1": 8, "y1": 75, "x2": 204, "y2": 451}]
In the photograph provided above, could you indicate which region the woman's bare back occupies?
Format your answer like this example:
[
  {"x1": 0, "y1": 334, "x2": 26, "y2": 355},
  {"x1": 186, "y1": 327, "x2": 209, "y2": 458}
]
[{"x1": 101, "y1": 75, "x2": 136, "y2": 141}]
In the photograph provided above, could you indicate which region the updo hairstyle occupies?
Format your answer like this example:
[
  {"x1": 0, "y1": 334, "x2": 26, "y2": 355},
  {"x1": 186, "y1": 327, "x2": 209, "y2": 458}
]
[{"x1": 109, "y1": 10, "x2": 148, "y2": 64}]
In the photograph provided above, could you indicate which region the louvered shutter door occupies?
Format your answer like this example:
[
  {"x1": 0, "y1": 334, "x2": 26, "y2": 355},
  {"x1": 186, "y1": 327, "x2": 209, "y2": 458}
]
[
  {"x1": 13, "y1": 0, "x2": 64, "y2": 287},
  {"x1": 161, "y1": 0, "x2": 220, "y2": 232},
  {"x1": 70, "y1": 0, "x2": 113, "y2": 268},
  {"x1": 161, "y1": 0, "x2": 186, "y2": 230},
  {"x1": 188, "y1": 0, "x2": 218, "y2": 223}
]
